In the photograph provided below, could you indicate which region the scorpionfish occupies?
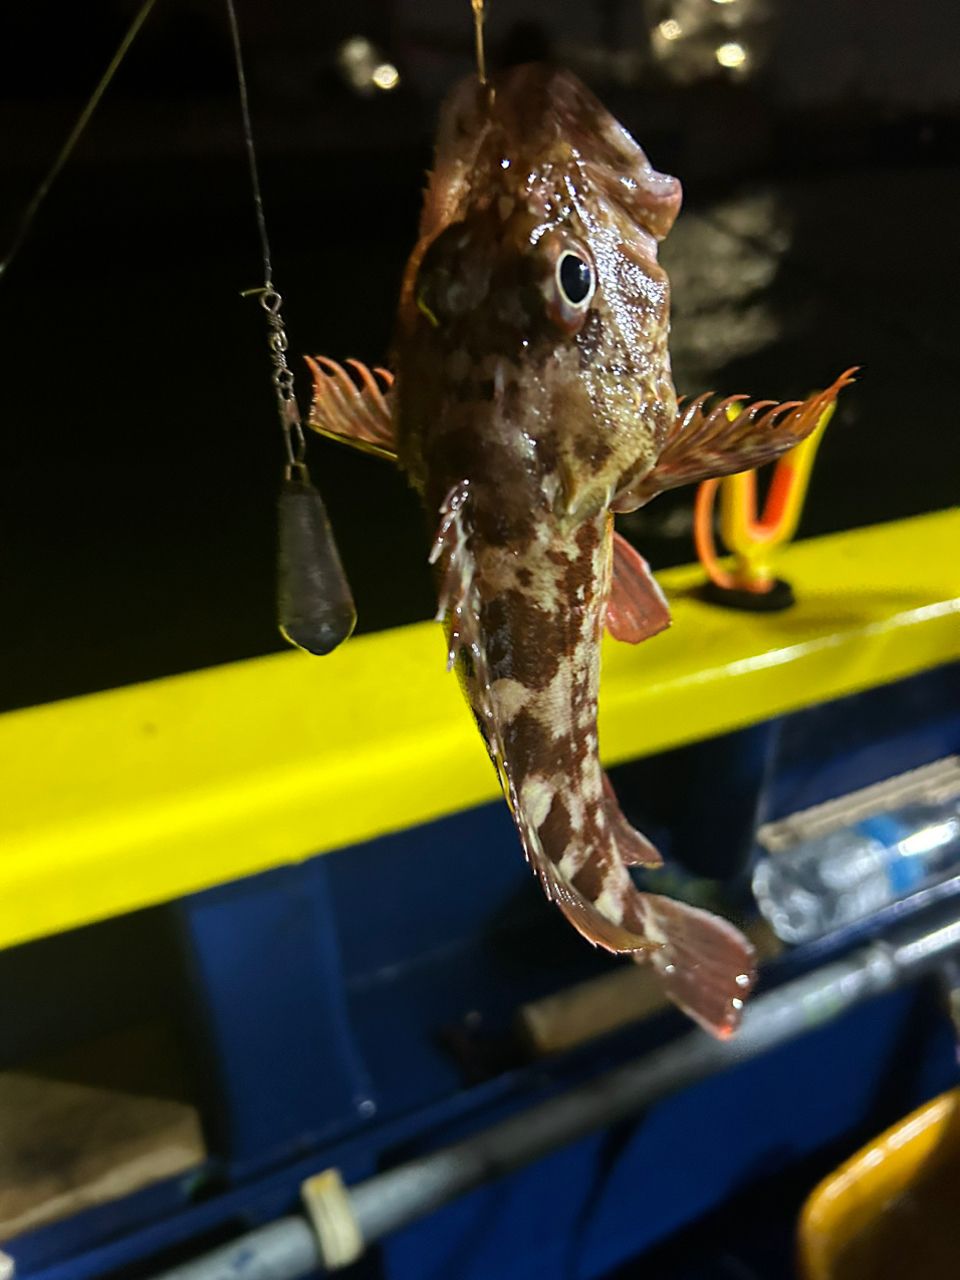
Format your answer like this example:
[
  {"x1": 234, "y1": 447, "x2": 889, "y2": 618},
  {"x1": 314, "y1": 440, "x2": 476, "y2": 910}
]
[{"x1": 306, "y1": 65, "x2": 854, "y2": 1037}]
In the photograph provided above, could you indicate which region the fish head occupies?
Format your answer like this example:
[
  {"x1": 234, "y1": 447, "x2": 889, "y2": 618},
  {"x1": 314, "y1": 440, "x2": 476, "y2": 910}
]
[{"x1": 395, "y1": 65, "x2": 682, "y2": 529}]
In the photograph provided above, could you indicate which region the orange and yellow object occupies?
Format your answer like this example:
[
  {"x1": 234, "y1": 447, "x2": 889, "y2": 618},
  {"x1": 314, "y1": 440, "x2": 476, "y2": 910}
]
[
  {"x1": 798, "y1": 1086, "x2": 960, "y2": 1279},
  {"x1": 695, "y1": 400, "x2": 837, "y2": 596}
]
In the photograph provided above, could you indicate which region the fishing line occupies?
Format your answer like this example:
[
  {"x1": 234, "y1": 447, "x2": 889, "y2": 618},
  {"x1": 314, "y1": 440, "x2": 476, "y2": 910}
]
[
  {"x1": 0, "y1": 0, "x2": 159, "y2": 279},
  {"x1": 224, "y1": 0, "x2": 356, "y2": 656},
  {"x1": 472, "y1": 0, "x2": 488, "y2": 85}
]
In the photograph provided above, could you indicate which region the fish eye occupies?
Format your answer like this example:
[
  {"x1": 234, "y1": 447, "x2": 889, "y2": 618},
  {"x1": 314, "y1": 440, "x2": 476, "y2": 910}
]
[{"x1": 556, "y1": 252, "x2": 594, "y2": 308}]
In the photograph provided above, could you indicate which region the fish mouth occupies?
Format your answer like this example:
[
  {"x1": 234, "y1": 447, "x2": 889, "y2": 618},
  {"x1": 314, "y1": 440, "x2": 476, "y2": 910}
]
[{"x1": 431, "y1": 64, "x2": 682, "y2": 240}]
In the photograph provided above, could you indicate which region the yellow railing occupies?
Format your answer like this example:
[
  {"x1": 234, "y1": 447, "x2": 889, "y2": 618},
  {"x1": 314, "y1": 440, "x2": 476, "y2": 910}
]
[{"x1": 1, "y1": 510, "x2": 958, "y2": 953}]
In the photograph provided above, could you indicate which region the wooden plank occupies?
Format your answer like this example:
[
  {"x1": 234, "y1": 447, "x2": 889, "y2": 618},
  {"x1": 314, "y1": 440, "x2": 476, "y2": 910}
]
[{"x1": 0, "y1": 1027, "x2": 205, "y2": 1241}]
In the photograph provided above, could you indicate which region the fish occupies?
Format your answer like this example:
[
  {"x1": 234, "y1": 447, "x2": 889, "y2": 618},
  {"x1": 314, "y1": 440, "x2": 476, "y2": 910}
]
[{"x1": 305, "y1": 64, "x2": 854, "y2": 1036}]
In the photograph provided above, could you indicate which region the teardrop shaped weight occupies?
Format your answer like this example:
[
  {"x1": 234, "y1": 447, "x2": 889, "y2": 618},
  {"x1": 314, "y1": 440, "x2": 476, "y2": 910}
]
[{"x1": 277, "y1": 475, "x2": 356, "y2": 655}]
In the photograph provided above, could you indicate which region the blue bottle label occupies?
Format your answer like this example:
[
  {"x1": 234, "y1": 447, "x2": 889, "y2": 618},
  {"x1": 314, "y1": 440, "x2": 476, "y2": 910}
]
[{"x1": 856, "y1": 814, "x2": 926, "y2": 895}]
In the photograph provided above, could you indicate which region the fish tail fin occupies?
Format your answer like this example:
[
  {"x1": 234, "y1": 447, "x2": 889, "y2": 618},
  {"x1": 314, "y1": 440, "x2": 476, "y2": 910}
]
[
  {"x1": 630, "y1": 894, "x2": 756, "y2": 1038},
  {"x1": 513, "y1": 766, "x2": 753, "y2": 1034}
]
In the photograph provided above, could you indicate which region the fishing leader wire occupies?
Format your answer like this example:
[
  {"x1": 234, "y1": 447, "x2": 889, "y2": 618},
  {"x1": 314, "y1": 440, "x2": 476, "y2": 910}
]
[
  {"x1": 3, "y1": 0, "x2": 354, "y2": 656},
  {"x1": 224, "y1": 0, "x2": 356, "y2": 656},
  {"x1": 471, "y1": 0, "x2": 488, "y2": 86}
]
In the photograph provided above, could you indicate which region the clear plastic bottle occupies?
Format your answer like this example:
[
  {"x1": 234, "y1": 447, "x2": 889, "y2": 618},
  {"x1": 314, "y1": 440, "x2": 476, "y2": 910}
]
[{"x1": 752, "y1": 798, "x2": 960, "y2": 943}]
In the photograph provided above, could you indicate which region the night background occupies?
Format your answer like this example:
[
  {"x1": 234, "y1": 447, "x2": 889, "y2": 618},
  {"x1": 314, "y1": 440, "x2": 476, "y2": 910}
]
[
  {"x1": 1, "y1": 7, "x2": 960, "y2": 1279},
  {"x1": 0, "y1": 0, "x2": 957, "y2": 712}
]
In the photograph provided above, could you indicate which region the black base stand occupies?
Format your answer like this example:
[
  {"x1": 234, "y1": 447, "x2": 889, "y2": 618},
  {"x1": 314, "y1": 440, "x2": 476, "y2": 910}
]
[{"x1": 698, "y1": 577, "x2": 795, "y2": 612}]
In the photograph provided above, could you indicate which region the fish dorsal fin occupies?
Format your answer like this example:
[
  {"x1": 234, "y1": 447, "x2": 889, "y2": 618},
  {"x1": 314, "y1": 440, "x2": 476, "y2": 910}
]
[
  {"x1": 505, "y1": 775, "x2": 659, "y2": 955},
  {"x1": 601, "y1": 772, "x2": 662, "y2": 867},
  {"x1": 305, "y1": 355, "x2": 396, "y2": 460},
  {"x1": 552, "y1": 881, "x2": 659, "y2": 956},
  {"x1": 605, "y1": 532, "x2": 672, "y2": 644},
  {"x1": 430, "y1": 481, "x2": 478, "y2": 671},
  {"x1": 534, "y1": 850, "x2": 658, "y2": 956}
]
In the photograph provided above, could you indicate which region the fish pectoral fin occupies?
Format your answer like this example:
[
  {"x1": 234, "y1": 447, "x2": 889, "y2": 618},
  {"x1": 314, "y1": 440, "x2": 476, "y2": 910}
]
[
  {"x1": 634, "y1": 894, "x2": 757, "y2": 1039},
  {"x1": 611, "y1": 368, "x2": 857, "y2": 511},
  {"x1": 601, "y1": 772, "x2": 663, "y2": 867},
  {"x1": 605, "y1": 532, "x2": 671, "y2": 645},
  {"x1": 305, "y1": 355, "x2": 397, "y2": 461}
]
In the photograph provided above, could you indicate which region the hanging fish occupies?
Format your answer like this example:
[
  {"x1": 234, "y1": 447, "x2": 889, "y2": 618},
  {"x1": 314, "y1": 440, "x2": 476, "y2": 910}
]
[{"x1": 306, "y1": 65, "x2": 854, "y2": 1036}]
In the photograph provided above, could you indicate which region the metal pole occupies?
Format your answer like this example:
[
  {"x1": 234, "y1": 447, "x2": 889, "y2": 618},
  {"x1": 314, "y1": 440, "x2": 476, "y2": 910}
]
[
  {"x1": 150, "y1": 907, "x2": 960, "y2": 1280},
  {"x1": 148, "y1": 1218, "x2": 319, "y2": 1280}
]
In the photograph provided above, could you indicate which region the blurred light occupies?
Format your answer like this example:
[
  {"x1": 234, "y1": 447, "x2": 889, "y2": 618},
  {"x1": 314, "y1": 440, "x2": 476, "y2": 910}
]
[
  {"x1": 715, "y1": 41, "x2": 748, "y2": 68},
  {"x1": 657, "y1": 19, "x2": 683, "y2": 41},
  {"x1": 902, "y1": 819, "x2": 958, "y2": 857},
  {"x1": 711, "y1": 0, "x2": 739, "y2": 5},
  {"x1": 338, "y1": 35, "x2": 399, "y2": 96},
  {"x1": 339, "y1": 36, "x2": 373, "y2": 68},
  {"x1": 372, "y1": 62, "x2": 400, "y2": 91}
]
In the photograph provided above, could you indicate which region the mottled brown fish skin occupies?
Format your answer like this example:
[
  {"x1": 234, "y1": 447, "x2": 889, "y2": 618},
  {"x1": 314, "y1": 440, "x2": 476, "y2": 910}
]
[
  {"x1": 303, "y1": 61, "x2": 855, "y2": 1030},
  {"x1": 479, "y1": 514, "x2": 645, "y2": 928},
  {"x1": 394, "y1": 63, "x2": 676, "y2": 875},
  {"x1": 389, "y1": 64, "x2": 755, "y2": 1036},
  {"x1": 394, "y1": 66, "x2": 679, "y2": 527}
]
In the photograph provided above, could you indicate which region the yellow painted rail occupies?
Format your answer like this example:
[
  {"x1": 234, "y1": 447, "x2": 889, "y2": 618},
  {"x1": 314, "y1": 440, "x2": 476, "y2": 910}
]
[{"x1": 1, "y1": 510, "x2": 958, "y2": 953}]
